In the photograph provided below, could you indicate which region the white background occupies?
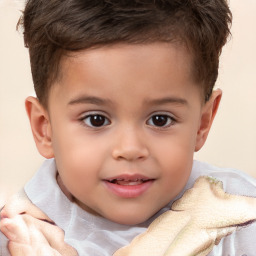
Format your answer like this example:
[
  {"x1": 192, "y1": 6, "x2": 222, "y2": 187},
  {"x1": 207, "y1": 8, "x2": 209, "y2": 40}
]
[{"x1": 0, "y1": 0, "x2": 256, "y2": 205}]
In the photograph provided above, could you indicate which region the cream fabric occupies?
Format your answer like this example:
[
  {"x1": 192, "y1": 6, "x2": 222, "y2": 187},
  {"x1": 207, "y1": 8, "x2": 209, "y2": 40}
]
[
  {"x1": 1, "y1": 159, "x2": 256, "y2": 256},
  {"x1": 114, "y1": 176, "x2": 256, "y2": 256}
]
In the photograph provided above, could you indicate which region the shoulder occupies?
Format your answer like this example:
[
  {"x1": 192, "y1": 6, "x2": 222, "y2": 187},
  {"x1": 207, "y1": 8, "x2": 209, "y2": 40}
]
[
  {"x1": 191, "y1": 160, "x2": 256, "y2": 197},
  {"x1": 232, "y1": 222, "x2": 256, "y2": 256},
  {"x1": 192, "y1": 161, "x2": 256, "y2": 255},
  {"x1": 24, "y1": 159, "x2": 74, "y2": 231},
  {"x1": 24, "y1": 158, "x2": 59, "y2": 204},
  {"x1": 208, "y1": 222, "x2": 256, "y2": 256}
]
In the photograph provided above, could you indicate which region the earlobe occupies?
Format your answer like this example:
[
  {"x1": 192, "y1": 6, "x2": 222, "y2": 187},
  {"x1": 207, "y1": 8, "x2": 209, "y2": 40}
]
[
  {"x1": 195, "y1": 89, "x2": 222, "y2": 152},
  {"x1": 25, "y1": 96, "x2": 54, "y2": 159}
]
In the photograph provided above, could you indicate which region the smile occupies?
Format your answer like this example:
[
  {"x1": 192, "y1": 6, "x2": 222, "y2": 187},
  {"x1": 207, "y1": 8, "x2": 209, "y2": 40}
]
[
  {"x1": 103, "y1": 175, "x2": 155, "y2": 198},
  {"x1": 108, "y1": 178, "x2": 151, "y2": 186}
]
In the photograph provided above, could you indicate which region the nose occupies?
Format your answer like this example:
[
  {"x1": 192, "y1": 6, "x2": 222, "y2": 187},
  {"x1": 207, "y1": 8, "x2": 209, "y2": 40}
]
[{"x1": 112, "y1": 127, "x2": 149, "y2": 161}]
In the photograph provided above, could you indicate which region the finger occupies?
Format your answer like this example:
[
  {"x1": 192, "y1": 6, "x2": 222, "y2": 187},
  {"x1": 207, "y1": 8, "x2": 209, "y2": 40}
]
[
  {"x1": 41, "y1": 225, "x2": 78, "y2": 256},
  {"x1": 7, "y1": 214, "x2": 52, "y2": 245},
  {"x1": 0, "y1": 216, "x2": 30, "y2": 243},
  {"x1": 33, "y1": 218, "x2": 78, "y2": 256},
  {"x1": 1, "y1": 190, "x2": 32, "y2": 218},
  {"x1": 6, "y1": 217, "x2": 61, "y2": 256},
  {"x1": 19, "y1": 215, "x2": 77, "y2": 256},
  {"x1": 1, "y1": 190, "x2": 52, "y2": 222},
  {"x1": 8, "y1": 241, "x2": 34, "y2": 256},
  {"x1": 24, "y1": 224, "x2": 61, "y2": 256},
  {"x1": 8, "y1": 240, "x2": 61, "y2": 256}
]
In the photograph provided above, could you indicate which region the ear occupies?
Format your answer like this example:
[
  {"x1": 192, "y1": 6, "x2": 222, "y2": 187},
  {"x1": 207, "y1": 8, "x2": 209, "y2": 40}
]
[
  {"x1": 195, "y1": 89, "x2": 222, "y2": 152},
  {"x1": 25, "y1": 96, "x2": 54, "y2": 159}
]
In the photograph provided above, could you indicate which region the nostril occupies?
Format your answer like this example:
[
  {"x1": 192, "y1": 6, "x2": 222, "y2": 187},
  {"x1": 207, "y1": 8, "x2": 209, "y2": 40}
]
[
  {"x1": 112, "y1": 147, "x2": 149, "y2": 161},
  {"x1": 111, "y1": 131, "x2": 149, "y2": 161}
]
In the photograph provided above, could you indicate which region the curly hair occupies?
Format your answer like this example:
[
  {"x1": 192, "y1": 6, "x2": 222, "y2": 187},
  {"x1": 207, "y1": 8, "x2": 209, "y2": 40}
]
[{"x1": 18, "y1": 0, "x2": 232, "y2": 106}]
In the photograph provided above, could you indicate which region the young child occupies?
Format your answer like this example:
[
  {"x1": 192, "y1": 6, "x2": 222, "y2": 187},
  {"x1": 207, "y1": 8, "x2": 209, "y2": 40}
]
[{"x1": 1, "y1": 0, "x2": 256, "y2": 255}]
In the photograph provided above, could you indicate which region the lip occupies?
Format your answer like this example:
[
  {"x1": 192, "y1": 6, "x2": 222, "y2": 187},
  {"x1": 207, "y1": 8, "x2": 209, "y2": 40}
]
[{"x1": 103, "y1": 174, "x2": 155, "y2": 198}]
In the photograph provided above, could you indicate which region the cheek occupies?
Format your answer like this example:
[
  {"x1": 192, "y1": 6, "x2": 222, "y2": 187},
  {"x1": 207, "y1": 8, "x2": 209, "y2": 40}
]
[
  {"x1": 52, "y1": 123, "x2": 107, "y2": 167},
  {"x1": 153, "y1": 128, "x2": 197, "y2": 166},
  {"x1": 55, "y1": 151, "x2": 99, "y2": 201},
  {"x1": 52, "y1": 131, "x2": 110, "y2": 191},
  {"x1": 160, "y1": 145, "x2": 193, "y2": 181},
  {"x1": 152, "y1": 132, "x2": 196, "y2": 191},
  {"x1": 56, "y1": 145, "x2": 101, "y2": 179}
]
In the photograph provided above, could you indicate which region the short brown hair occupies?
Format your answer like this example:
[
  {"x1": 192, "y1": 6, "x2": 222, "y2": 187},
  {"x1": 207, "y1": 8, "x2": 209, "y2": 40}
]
[{"x1": 18, "y1": 0, "x2": 232, "y2": 106}]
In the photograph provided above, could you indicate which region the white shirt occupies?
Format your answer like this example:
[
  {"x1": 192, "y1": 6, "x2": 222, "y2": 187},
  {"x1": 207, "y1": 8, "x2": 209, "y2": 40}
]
[{"x1": 1, "y1": 159, "x2": 256, "y2": 256}]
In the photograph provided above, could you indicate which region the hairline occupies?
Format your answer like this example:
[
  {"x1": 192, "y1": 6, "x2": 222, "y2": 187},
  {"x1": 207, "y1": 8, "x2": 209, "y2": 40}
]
[{"x1": 42, "y1": 40, "x2": 206, "y2": 109}]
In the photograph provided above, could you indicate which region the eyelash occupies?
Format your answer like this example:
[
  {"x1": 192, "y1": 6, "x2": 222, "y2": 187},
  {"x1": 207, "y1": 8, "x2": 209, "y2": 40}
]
[
  {"x1": 80, "y1": 113, "x2": 176, "y2": 129},
  {"x1": 146, "y1": 113, "x2": 176, "y2": 129},
  {"x1": 80, "y1": 113, "x2": 111, "y2": 128}
]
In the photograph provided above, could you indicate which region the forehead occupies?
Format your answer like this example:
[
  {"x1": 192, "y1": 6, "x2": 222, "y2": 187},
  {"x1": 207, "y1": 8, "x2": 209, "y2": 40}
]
[
  {"x1": 51, "y1": 42, "x2": 201, "y2": 105},
  {"x1": 61, "y1": 43, "x2": 192, "y2": 78}
]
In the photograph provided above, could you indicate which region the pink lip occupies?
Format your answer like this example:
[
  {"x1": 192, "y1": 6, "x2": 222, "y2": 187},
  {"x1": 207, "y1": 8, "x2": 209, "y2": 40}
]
[
  {"x1": 105, "y1": 174, "x2": 151, "y2": 181},
  {"x1": 103, "y1": 174, "x2": 154, "y2": 198}
]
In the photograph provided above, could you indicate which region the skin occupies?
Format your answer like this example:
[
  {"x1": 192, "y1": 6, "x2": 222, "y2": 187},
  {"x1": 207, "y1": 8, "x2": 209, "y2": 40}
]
[
  {"x1": 24, "y1": 42, "x2": 221, "y2": 225},
  {"x1": 0, "y1": 42, "x2": 222, "y2": 255}
]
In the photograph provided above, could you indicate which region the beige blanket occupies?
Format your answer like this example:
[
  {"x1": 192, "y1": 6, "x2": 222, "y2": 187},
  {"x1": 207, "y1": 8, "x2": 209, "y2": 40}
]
[{"x1": 114, "y1": 176, "x2": 256, "y2": 256}]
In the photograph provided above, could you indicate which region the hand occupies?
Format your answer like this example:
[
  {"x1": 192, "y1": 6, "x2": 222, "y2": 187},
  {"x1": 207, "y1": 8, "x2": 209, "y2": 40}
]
[
  {"x1": 0, "y1": 190, "x2": 78, "y2": 256},
  {"x1": 1, "y1": 189, "x2": 49, "y2": 220},
  {"x1": 1, "y1": 214, "x2": 77, "y2": 256},
  {"x1": 114, "y1": 176, "x2": 256, "y2": 256}
]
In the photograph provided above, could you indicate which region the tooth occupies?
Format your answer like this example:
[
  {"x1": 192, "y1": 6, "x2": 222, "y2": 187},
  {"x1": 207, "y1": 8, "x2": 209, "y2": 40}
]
[
  {"x1": 129, "y1": 181, "x2": 143, "y2": 185},
  {"x1": 108, "y1": 178, "x2": 150, "y2": 185},
  {"x1": 116, "y1": 180, "x2": 143, "y2": 186}
]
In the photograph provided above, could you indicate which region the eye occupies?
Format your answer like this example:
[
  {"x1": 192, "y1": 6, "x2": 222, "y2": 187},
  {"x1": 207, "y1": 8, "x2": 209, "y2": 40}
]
[
  {"x1": 147, "y1": 114, "x2": 174, "y2": 128},
  {"x1": 83, "y1": 114, "x2": 110, "y2": 128}
]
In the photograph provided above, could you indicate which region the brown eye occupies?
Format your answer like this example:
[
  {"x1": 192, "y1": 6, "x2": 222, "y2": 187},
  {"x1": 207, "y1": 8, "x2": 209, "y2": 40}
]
[
  {"x1": 147, "y1": 115, "x2": 173, "y2": 127},
  {"x1": 83, "y1": 114, "x2": 110, "y2": 127}
]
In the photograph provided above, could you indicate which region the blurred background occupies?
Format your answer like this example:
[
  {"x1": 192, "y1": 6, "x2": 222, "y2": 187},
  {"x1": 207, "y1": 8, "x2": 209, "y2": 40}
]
[{"x1": 0, "y1": 0, "x2": 256, "y2": 206}]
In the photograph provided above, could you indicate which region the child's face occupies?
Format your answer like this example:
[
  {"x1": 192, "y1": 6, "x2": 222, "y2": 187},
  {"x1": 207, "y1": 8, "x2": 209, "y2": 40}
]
[{"x1": 33, "y1": 43, "x2": 219, "y2": 225}]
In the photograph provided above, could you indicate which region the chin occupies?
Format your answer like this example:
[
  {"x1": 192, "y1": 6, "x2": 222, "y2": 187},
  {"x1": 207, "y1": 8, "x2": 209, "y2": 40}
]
[
  {"x1": 105, "y1": 209, "x2": 154, "y2": 226},
  {"x1": 111, "y1": 217, "x2": 147, "y2": 226}
]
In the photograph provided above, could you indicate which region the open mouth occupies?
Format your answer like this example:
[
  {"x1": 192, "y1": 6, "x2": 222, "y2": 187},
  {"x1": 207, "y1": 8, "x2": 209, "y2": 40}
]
[
  {"x1": 107, "y1": 178, "x2": 152, "y2": 186},
  {"x1": 103, "y1": 176, "x2": 155, "y2": 198}
]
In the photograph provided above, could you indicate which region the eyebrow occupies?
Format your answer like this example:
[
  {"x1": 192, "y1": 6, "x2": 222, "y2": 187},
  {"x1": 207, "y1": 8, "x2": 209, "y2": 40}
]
[
  {"x1": 68, "y1": 96, "x2": 112, "y2": 106},
  {"x1": 68, "y1": 95, "x2": 188, "y2": 107},
  {"x1": 144, "y1": 97, "x2": 188, "y2": 106}
]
